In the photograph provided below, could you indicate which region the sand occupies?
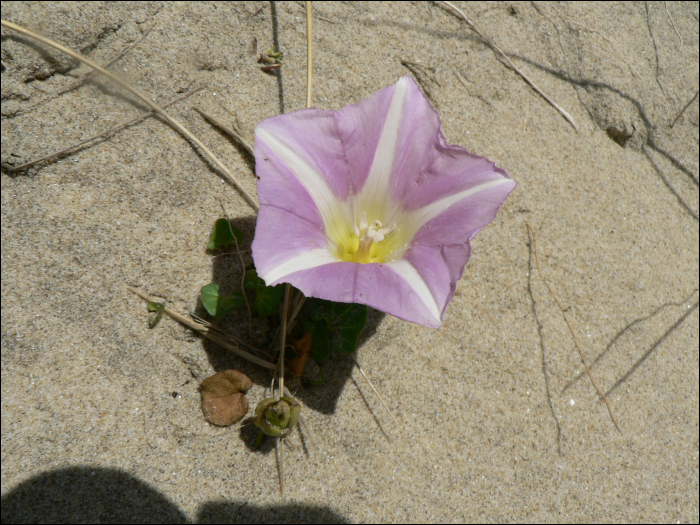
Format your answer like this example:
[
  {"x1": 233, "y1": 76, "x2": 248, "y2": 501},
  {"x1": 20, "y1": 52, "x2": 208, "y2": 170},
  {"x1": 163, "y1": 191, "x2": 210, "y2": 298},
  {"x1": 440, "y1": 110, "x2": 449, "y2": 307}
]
[{"x1": 2, "y1": 1, "x2": 698, "y2": 523}]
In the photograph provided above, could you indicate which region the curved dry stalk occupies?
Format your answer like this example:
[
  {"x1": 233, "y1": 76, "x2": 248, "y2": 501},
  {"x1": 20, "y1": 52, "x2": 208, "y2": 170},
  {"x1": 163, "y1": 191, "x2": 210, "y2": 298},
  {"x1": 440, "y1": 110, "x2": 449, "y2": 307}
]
[
  {"x1": 352, "y1": 355, "x2": 400, "y2": 431},
  {"x1": 8, "y1": 21, "x2": 155, "y2": 118},
  {"x1": 435, "y1": 1, "x2": 579, "y2": 132},
  {"x1": 127, "y1": 286, "x2": 276, "y2": 370},
  {"x1": 218, "y1": 201, "x2": 254, "y2": 344},
  {"x1": 525, "y1": 223, "x2": 621, "y2": 433},
  {"x1": 306, "y1": 0, "x2": 314, "y2": 108},
  {"x1": 4, "y1": 87, "x2": 203, "y2": 173},
  {"x1": 195, "y1": 107, "x2": 255, "y2": 157},
  {"x1": 276, "y1": 0, "x2": 315, "y2": 404},
  {"x1": 0, "y1": 19, "x2": 260, "y2": 211},
  {"x1": 671, "y1": 90, "x2": 698, "y2": 128}
]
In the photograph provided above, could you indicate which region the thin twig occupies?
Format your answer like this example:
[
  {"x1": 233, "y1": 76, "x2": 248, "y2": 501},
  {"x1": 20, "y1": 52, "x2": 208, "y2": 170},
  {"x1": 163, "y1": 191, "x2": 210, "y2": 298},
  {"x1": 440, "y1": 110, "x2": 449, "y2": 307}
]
[
  {"x1": 523, "y1": 91, "x2": 531, "y2": 130},
  {"x1": 278, "y1": 284, "x2": 292, "y2": 398},
  {"x1": 194, "y1": 107, "x2": 254, "y2": 157},
  {"x1": 664, "y1": 1, "x2": 683, "y2": 47},
  {"x1": 190, "y1": 312, "x2": 273, "y2": 359},
  {"x1": 451, "y1": 66, "x2": 472, "y2": 95},
  {"x1": 551, "y1": 6, "x2": 642, "y2": 80},
  {"x1": 127, "y1": 286, "x2": 276, "y2": 370},
  {"x1": 218, "y1": 202, "x2": 253, "y2": 344},
  {"x1": 436, "y1": 1, "x2": 579, "y2": 132},
  {"x1": 525, "y1": 223, "x2": 621, "y2": 433},
  {"x1": 3, "y1": 87, "x2": 204, "y2": 173},
  {"x1": 306, "y1": 0, "x2": 313, "y2": 108},
  {"x1": 284, "y1": 387, "x2": 314, "y2": 452},
  {"x1": 0, "y1": 19, "x2": 260, "y2": 211},
  {"x1": 287, "y1": 294, "x2": 306, "y2": 331},
  {"x1": 351, "y1": 354, "x2": 400, "y2": 430},
  {"x1": 276, "y1": 439, "x2": 284, "y2": 494},
  {"x1": 670, "y1": 90, "x2": 698, "y2": 128},
  {"x1": 7, "y1": 22, "x2": 155, "y2": 118}
]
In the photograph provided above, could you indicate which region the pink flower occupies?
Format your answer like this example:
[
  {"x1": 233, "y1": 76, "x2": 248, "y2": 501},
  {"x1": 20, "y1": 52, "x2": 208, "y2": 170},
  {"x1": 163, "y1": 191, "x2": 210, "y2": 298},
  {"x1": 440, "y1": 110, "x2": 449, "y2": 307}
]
[{"x1": 252, "y1": 77, "x2": 516, "y2": 327}]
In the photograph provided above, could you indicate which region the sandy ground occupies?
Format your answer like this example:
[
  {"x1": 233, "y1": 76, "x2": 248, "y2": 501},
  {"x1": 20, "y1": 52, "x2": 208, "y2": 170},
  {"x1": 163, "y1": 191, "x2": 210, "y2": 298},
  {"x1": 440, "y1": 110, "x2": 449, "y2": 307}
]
[{"x1": 1, "y1": 1, "x2": 698, "y2": 523}]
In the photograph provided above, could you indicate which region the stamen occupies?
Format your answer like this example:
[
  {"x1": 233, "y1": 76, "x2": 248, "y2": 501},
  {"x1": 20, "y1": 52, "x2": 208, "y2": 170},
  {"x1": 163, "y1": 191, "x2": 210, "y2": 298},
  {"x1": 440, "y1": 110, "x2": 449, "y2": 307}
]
[
  {"x1": 359, "y1": 211, "x2": 368, "y2": 232},
  {"x1": 350, "y1": 213, "x2": 397, "y2": 263}
]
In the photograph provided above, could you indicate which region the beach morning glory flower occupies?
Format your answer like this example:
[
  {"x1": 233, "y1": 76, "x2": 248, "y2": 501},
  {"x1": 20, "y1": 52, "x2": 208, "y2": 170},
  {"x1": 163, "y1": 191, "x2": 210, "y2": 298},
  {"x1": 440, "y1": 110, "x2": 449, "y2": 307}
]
[{"x1": 252, "y1": 76, "x2": 516, "y2": 328}]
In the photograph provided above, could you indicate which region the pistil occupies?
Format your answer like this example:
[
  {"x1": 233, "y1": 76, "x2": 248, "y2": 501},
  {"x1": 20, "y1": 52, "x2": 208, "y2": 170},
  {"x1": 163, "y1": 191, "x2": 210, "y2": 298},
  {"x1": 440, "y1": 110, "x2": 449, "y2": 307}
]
[{"x1": 352, "y1": 211, "x2": 396, "y2": 263}]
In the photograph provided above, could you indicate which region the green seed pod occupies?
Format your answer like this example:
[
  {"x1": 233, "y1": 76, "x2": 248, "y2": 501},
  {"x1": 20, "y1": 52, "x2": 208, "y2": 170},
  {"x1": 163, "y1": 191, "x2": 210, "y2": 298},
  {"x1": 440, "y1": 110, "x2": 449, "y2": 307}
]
[
  {"x1": 284, "y1": 397, "x2": 301, "y2": 429},
  {"x1": 253, "y1": 396, "x2": 302, "y2": 437},
  {"x1": 255, "y1": 398, "x2": 277, "y2": 418},
  {"x1": 265, "y1": 401, "x2": 291, "y2": 429},
  {"x1": 255, "y1": 414, "x2": 284, "y2": 437}
]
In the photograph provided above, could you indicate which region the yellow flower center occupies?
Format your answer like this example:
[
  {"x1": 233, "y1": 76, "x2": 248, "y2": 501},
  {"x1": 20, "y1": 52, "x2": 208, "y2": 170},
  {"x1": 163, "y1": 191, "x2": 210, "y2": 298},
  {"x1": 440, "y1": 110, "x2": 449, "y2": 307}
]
[{"x1": 332, "y1": 211, "x2": 398, "y2": 264}]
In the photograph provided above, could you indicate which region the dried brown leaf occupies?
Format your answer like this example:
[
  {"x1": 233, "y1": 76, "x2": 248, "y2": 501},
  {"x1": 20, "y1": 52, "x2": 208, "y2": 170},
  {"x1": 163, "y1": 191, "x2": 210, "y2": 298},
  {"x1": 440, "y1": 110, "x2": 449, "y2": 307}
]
[
  {"x1": 288, "y1": 331, "x2": 312, "y2": 379},
  {"x1": 200, "y1": 370, "x2": 253, "y2": 426}
]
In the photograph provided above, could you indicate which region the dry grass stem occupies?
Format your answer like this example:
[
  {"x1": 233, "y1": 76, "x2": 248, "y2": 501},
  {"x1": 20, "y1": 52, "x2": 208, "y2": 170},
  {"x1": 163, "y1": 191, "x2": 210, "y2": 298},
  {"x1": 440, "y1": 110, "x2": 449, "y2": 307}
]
[
  {"x1": 0, "y1": 19, "x2": 260, "y2": 211},
  {"x1": 218, "y1": 202, "x2": 253, "y2": 344},
  {"x1": 276, "y1": 440, "x2": 284, "y2": 494},
  {"x1": 3, "y1": 87, "x2": 203, "y2": 173},
  {"x1": 351, "y1": 355, "x2": 400, "y2": 431},
  {"x1": 664, "y1": 1, "x2": 683, "y2": 47},
  {"x1": 450, "y1": 66, "x2": 471, "y2": 94},
  {"x1": 195, "y1": 107, "x2": 255, "y2": 157},
  {"x1": 526, "y1": 223, "x2": 622, "y2": 433},
  {"x1": 278, "y1": 284, "x2": 293, "y2": 398},
  {"x1": 306, "y1": 0, "x2": 314, "y2": 108},
  {"x1": 7, "y1": 22, "x2": 155, "y2": 118},
  {"x1": 552, "y1": 6, "x2": 642, "y2": 80},
  {"x1": 127, "y1": 286, "x2": 276, "y2": 370},
  {"x1": 671, "y1": 90, "x2": 698, "y2": 128},
  {"x1": 436, "y1": 1, "x2": 579, "y2": 132},
  {"x1": 284, "y1": 387, "x2": 314, "y2": 452}
]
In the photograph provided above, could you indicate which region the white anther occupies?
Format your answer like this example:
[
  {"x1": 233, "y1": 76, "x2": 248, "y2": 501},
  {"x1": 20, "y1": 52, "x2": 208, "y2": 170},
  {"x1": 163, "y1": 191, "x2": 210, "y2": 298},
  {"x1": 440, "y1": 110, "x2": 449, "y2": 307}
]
[
  {"x1": 359, "y1": 211, "x2": 368, "y2": 232},
  {"x1": 378, "y1": 222, "x2": 396, "y2": 237}
]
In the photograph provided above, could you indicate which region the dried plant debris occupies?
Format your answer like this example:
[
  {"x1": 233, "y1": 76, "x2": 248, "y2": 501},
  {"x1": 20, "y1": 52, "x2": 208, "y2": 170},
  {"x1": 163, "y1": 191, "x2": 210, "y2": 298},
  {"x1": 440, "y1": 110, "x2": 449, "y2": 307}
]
[{"x1": 200, "y1": 369, "x2": 253, "y2": 426}]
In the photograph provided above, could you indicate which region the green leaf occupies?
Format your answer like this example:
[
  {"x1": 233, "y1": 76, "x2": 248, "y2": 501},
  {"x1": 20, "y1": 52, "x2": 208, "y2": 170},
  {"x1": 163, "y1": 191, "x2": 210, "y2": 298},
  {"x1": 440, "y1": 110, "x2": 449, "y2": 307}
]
[
  {"x1": 200, "y1": 283, "x2": 245, "y2": 317},
  {"x1": 148, "y1": 301, "x2": 165, "y2": 328},
  {"x1": 308, "y1": 299, "x2": 367, "y2": 354},
  {"x1": 208, "y1": 218, "x2": 244, "y2": 250},
  {"x1": 306, "y1": 319, "x2": 331, "y2": 363},
  {"x1": 244, "y1": 268, "x2": 284, "y2": 317}
]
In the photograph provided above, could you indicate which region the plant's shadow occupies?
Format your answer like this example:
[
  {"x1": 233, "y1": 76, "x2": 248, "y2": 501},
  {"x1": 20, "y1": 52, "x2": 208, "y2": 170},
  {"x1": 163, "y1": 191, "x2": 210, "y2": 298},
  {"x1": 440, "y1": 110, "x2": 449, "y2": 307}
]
[
  {"x1": 1, "y1": 466, "x2": 349, "y2": 524},
  {"x1": 200, "y1": 214, "x2": 385, "y2": 422}
]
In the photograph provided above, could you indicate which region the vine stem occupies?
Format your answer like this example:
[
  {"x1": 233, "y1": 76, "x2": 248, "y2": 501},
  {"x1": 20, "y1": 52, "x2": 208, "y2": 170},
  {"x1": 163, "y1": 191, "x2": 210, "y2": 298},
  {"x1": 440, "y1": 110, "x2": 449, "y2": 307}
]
[
  {"x1": 526, "y1": 222, "x2": 621, "y2": 433},
  {"x1": 0, "y1": 19, "x2": 260, "y2": 211},
  {"x1": 278, "y1": 1, "x2": 314, "y2": 403}
]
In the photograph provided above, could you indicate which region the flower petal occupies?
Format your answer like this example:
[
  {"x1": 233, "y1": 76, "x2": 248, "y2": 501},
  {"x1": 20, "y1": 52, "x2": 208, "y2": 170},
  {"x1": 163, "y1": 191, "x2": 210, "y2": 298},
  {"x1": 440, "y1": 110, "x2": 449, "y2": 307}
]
[
  {"x1": 271, "y1": 260, "x2": 444, "y2": 327},
  {"x1": 352, "y1": 76, "x2": 410, "y2": 222},
  {"x1": 410, "y1": 178, "x2": 516, "y2": 246},
  {"x1": 254, "y1": 136, "x2": 324, "y2": 226},
  {"x1": 402, "y1": 242, "x2": 472, "y2": 324},
  {"x1": 252, "y1": 205, "x2": 336, "y2": 284},
  {"x1": 252, "y1": 76, "x2": 517, "y2": 328},
  {"x1": 255, "y1": 116, "x2": 352, "y2": 244}
]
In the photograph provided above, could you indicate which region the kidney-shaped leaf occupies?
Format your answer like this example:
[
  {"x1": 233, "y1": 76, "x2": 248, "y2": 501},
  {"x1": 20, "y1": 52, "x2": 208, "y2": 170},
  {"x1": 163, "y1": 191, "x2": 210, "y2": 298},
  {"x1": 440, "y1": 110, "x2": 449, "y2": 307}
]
[{"x1": 200, "y1": 369, "x2": 253, "y2": 426}]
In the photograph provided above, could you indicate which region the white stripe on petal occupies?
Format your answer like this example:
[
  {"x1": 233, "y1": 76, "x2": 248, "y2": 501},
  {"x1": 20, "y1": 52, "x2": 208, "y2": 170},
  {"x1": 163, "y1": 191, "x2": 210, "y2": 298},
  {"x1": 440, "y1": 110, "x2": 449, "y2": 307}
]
[
  {"x1": 356, "y1": 76, "x2": 409, "y2": 221},
  {"x1": 256, "y1": 127, "x2": 349, "y2": 242},
  {"x1": 407, "y1": 178, "x2": 514, "y2": 232},
  {"x1": 261, "y1": 248, "x2": 339, "y2": 285},
  {"x1": 384, "y1": 259, "x2": 442, "y2": 325}
]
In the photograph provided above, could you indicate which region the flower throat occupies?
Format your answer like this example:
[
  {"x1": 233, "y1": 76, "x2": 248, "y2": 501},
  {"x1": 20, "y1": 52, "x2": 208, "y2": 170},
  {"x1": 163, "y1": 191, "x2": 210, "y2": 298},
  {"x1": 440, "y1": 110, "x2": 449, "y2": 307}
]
[{"x1": 335, "y1": 211, "x2": 397, "y2": 264}]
